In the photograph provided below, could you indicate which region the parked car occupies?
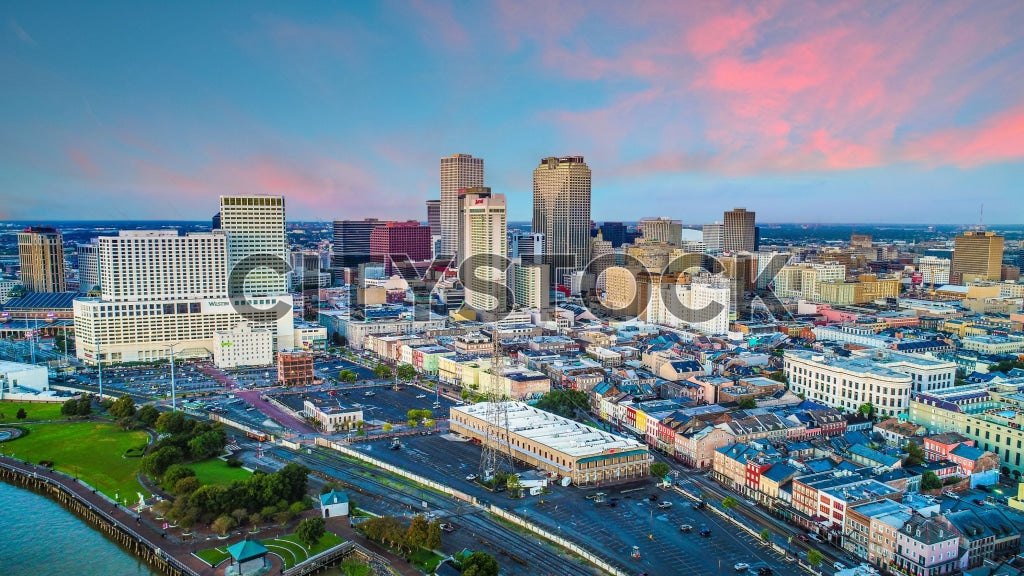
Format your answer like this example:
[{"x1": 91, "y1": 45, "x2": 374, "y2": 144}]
[
  {"x1": 796, "y1": 534, "x2": 809, "y2": 542},
  {"x1": 440, "y1": 523, "x2": 456, "y2": 533},
  {"x1": 657, "y1": 501, "x2": 673, "y2": 509},
  {"x1": 680, "y1": 524, "x2": 693, "y2": 533},
  {"x1": 465, "y1": 474, "x2": 477, "y2": 481},
  {"x1": 734, "y1": 563, "x2": 750, "y2": 572},
  {"x1": 834, "y1": 562, "x2": 847, "y2": 571},
  {"x1": 757, "y1": 568, "x2": 773, "y2": 576},
  {"x1": 700, "y1": 528, "x2": 712, "y2": 538}
]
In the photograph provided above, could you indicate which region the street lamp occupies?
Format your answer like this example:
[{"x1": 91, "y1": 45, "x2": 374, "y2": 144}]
[{"x1": 166, "y1": 343, "x2": 183, "y2": 411}]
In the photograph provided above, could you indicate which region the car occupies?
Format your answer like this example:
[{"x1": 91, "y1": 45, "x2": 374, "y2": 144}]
[
  {"x1": 693, "y1": 501, "x2": 707, "y2": 510},
  {"x1": 465, "y1": 474, "x2": 477, "y2": 481},
  {"x1": 806, "y1": 533, "x2": 820, "y2": 542},
  {"x1": 757, "y1": 568, "x2": 773, "y2": 576},
  {"x1": 680, "y1": 524, "x2": 693, "y2": 533},
  {"x1": 974, "y1": 499, "x2": 986, "y2": 506},
  {"x1": 834, "y1": 562, "x2": 847, "y2": 571},
  {"x1": 796, "y1": 534, "x2": 810, "y2": 542},
  {"x1": 657, "y1": 501, "x2": 673, "y2": 509},
  {"x1": 699, "y1": 528, "x2": 711, "y2": 537},
  {"x1": 439, "y1": 523, "x2": 456, "y2": 533},
  {"x1": 734, "y1": 563, "x2": 750, "y2": 572},
  {"x1": 364, "y1": 391, "x2": 375, "y2": 397},
  {"x1": 416, "y1": 394, "x2": 427, "y2": 399},
  {"x1": 943, "y1": 491, "x2": 960, "y2": 500}
]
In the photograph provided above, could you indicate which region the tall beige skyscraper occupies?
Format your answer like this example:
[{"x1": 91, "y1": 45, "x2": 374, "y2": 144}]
[
  {"x1": 458, "y1": 187, "x2": 507, "y2": 314},
  {"x1": 953, "y1": 231, "x2": 1004, "y2": 284},
  {"x1": 219, "y1": 195, "x2": 288, "y2": 297},
  {"x1": 17, "y1": 226, "x2": 66, "y2": 293},
  {"x1": 723, "y1": 208, "x2": 756, "y2": 253},
  {"x1": 532, "y1": 156, "x2": 591, "y2": 284},
  {"x1": 640, "y1": 217, "x2": 683, "y2": 246},
  {"x1": 440, "y1": 154, "x2": 484, "y2": 259}
]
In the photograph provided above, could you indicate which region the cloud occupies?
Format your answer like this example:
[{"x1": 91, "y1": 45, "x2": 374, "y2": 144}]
[
  {"x1": 904, "y1": 105, "x2": 1024, "y2": 168},
  {"x1": 67, "y1": 147, "x2": 101, "y2": 178},
  {"x1": 9, "y1": 19, "x2": 36, "y2": 46}
]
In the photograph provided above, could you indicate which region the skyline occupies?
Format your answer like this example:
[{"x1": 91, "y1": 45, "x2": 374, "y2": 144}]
[{"x1": 2, "y1": 2, "x2": 1024, "y2": 224}]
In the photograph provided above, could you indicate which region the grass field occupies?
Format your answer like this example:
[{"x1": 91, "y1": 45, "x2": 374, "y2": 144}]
[
  {"x1": 0, "y1": 400, "x2": 66, "y2": 423},
  {"x1": 194, "y1": 547, "x2": 232, "y2": 567},
  {"x1": 7, "y1": 421, "x2": 150, "y2": 499},
  {"x1": 189, "y1": 457, "x2": 252, "y2": 486},
  {"x1": 408, "y1": 548, "x2": 444, "y2": 573},
  {"x1": 260, "y1": 531, "x2": 346, "y2": 568}
]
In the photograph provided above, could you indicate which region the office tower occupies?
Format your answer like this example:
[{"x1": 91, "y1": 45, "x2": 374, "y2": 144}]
[
  {"x1": 425, "y1": 199, "x2": 441, "y2": 237},
  {"x1": 917, "y1": 256, "x2": 951, "y2": 286},
  {"x1": 598, "y1": 222, "x2": 627, "y2": 248},
  {"x1": 754, "y1": 226, "x2": 761, "y2": 252},
  {"x1": 689, "y1": 275, "x2": 731, "y2": 335},
  {"x1": 440, "y1": 154, "x2": 484, "y2": 258},
  {"x1": 640, "y1": 217, "x2": 683, "y2": 246},
  {"x1": 331, "y1": 218, "x2": 383, "y2": 278},
  {"x1": 458, "y1": 187, "x2": 508, "y2": 314},
  {"x1": 512, "y1": 263, "x2": 549, "y2": 310},
  {"x1": 73, "y1": 229, "x2": 294, "y2": 364},
  {"x1": 755, "y1": 251, "x2": 791, "y2": 289},
  {"x1": 532, "y1": 156, "x2": 592, "y2": 284},
  {"x1": 218, "y1": 195, "x2": 287, "y2": 297},
  {"x1": 509, "y1": 232, "x2": 544, "y2": 264},
  {"x1": 702, "y1": 223, "x2": 723, "y2": 255},
  {"x1": 952, "y1": 231, "x2": 1004, "y2": 284},
  {"x1": 370, "y1": 221, "x2": 432, "y2": 275},
  {"x1": 212, "y1": 212, "x2": 221, "y2": 230},
  {"x1": 76, "y1": 242, "x2": 99, "y2": 293},
  {"x1": 290, "y1": 250, "x2": 323, "y2": 291},
  {"x1": 17, "y1": 226, "x2": 66, "y2": 293},
  {"x1": 723, "y1": 208, "x2": 756, "y2": 253}
]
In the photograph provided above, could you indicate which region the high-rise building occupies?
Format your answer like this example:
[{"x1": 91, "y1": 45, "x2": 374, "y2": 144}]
[
  {"x1": 640, "y1": 218, "x2": 683, "y2": 246},
  {"x1": 850, "y1": 234, "x2": 873, "y2": 249},
  {"x1": 331, "y1": 218, "x2": 383, "y2": 279},
  {"x1": 723, "y1": 208, "x2": 756, "y2": 253},
  {"x1": 440, "y1": 154, "x2": 484, "y2": 258},
  {"x1": 73, "y1": 229, "x2": 294, "y2": 364},
  {"x1": 952, "y1": 231, "x2": 1004, "y2": 284},
  {"x1": 598, "y1": 222, "x2": 627, "y2": 248},
  {"x1": 219, "y1": 195, "x2": 287, "y2": 297},
  {"x1": 532, "y1": 156, "x2": 591, "y2": 284},
  {"x1": 290, "y1": 250, "x2": 323, "y2": 291},
  {"x1": 17, "y1": 226, "x2": 66, "y2": 293},
  {"x1": 425, "y1": 199, "x2": 441, "y2": 237},
  {"x1": 702, "y1": 223, "x2": 723, "y2": 255},
  {"x1": 509, "y1": 232, "x2": 544, "y2": 264},
  {"x1": 458, "y1": 187, "x2": 507, "y2": 314},
  {"x1": 76, "y1": 241, "x2": 99, "y2": 293},
  {"x1": 370, "y1": 221, "x2": 432, "y2": 275},
  {"x1": 917, "y1": 256, "x2": 951, "y2": 286},
  {"x1": 512, "y1": 263, "x2": 549, "y2": 310}
]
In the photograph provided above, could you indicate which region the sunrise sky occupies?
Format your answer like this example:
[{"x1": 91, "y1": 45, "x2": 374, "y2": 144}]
[{"x1": 2, "y1": 1, "x2": 1023, "y2": 223}]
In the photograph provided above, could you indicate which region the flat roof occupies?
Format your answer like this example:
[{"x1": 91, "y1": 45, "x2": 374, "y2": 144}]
[{"x1": 452, "y1": 401, "x2": 646, "y2": 458}]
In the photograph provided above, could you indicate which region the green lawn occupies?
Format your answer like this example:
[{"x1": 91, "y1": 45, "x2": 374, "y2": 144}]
[
  {"x1": 8, "y1": 421, "x2": 151, "y2": 499},
  {"x1": 262, "y1": 531, "x2": 345, "y2": 568},
  {"x1": 194, "y1": 546, "x2": 232, "y2": 567},
  {"x1": 339, "y1": 561, "x2": 372, "y2": 576},
  {"x1": 408, "y1": 548, "x2": 444, "y2": 573},
  {"x1": 279, "y1": 532, "x2": 345, "y2": 556},
  {"x1": 0, "y1": 400, "x2": 67, "y2": 423},
  {"x1": 189, "y1": 457, "x2": 252, "y2": 486}
]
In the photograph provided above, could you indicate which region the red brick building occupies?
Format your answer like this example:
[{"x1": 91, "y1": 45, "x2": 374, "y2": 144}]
[
  {"x1": 278, "y1": 350, "x2": 314, "y2": 387},
  {"x1": 369, "y1": 221, "x2": 432, "y2": 275}
]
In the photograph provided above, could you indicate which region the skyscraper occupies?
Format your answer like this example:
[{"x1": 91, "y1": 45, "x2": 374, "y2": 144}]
[
  {"x1": 532, "y1": 156, "x2": 591, "y2": 284},
  {"x1": 332, "y1": 218, "x2": 383, "y2": 278},
  {"x1": 723, "y1": 208, "x2": 756, "y2": 253},
  {"x1": 458, "y1": 187, "x2": 507, "y2": 314},
  {"x1": 219, "y1": 195, "x2": 287, "y2": 297},
  {"x1": 76, "y1": 241, "x2": 99, "y2": 293},
  {"x1": 440, "y1": 154, "x2": 484, "y2": 258},
  {"x1": 425, "y1": 199, "x2": 441, "y2": 237},
  {"x1": 639, "y1": 217, "x2": 683, "y2": 246},
  {"x1": 953, "y1": 231, "x2": 1004, "y2": 284},
  {"x1": 17, "y1": 226, "x2": 66, "y2": 293},
  {"x1": 702, "y1": 223, "x2": 723, "y2": 255},
  {"x1": 370, "y1": 221, "x2": 432, "y2": 275},
  {"x1": 598, "y1": 222, "x2": 627, "y2": 248}
]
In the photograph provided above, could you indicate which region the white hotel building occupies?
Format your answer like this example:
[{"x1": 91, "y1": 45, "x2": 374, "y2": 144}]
[
  {"x1": 74, "y1": 200, "x2": 294, "y2": 365},
  {"x1": 784, "y1": 349, "x2": 957, "y2": 417}
]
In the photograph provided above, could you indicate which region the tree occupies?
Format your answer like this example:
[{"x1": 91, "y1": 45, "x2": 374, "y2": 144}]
[
  {"x1": 231, "y1": 508, "x2": 249, "y2": 526},
  {"x1": 296, "y1": 517, "x2": 326, "y2": 547},
  {"x1": 461, "y1": 389, "x2": 471, "y2": 400},
  {"x1": 721, "y1": 496, "x2": 739, "y2": 515},
  {"x1": 188, "y1": 430, "x2": 225, "y2": 460},
  {"x1": 760, "y1": 528, "x2": 771, "y2": 544},
  {"x1": 396, "y1": 364, "x2": 416, "y2": 381},
  {"x1": 904, "y1": 441, "x2": 925, "y2": 467},
  {"x1": 858, "y1": 403, "x2": 877, "y2": 420},
  {"x1": 211, "y1": 514, "x2": 237, "y2": 536},
  {"x1": 768, "y1": 371, "x2": 788, "y2": 384},
  {"x1": 738, "y1": 397, "x2": 757, "y2": 409},
  {"x1": 383, "y1": 423, "x2": 393, "y2": 432},
  {"x1": 338, "y1": 370, "x2": 357, "y2": 383},
  {"x1": 405, "y1": 515, "x2": 430, "y2": 549},
  {"x1": 108, "y1": 394, "x2": 137, "y2": 419},
  {"x1": 321, "y1": 482, "x2": 337, "y2": 495},
  {"x1": 650, "y1": 462, "x2": 670, "y2": 479},
  {"x1": 117, "y1": 416, "x2": 136, "y2": 431},
  {"x1": 534, "y1": 389, "x2": 590, "y2": 419},
  {"x1": 61, "y1": 398, "x2": 80, "y2": 417},
  {"x1": 806, "y1": 549, "x2": 823, "y2": 566},
  {"x1": 155, "y1": 411, "x2": 187, "y2": 435},
  {"x1": 16, "y1": 408, "x2": 27, "y2": 420},
  {"x1": 373, "y1": 363, "x2": 393, "y2": 379},
  {"x1": 921, "y1": 471, "x2": 942, "y2": 491},
  {"x1": 161, "y1": 465, "x2": 197, "y2": 492},
  {"x1": 461, "y1": 551, "x2": 500, "y2": 576},
  {"x1": 136, "y1": 404, "x2": 160, "y2": 426},
  {"x1": 426, "y1": 520, "x2": 442, "y2": 550},
  {"x1": 173, "y1": 477, "x2": 201, "y2": 496}
]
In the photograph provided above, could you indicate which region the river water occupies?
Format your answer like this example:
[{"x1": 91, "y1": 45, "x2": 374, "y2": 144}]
[{"x1": 0, "y1": 481, "x2": 159, "y2": 576}]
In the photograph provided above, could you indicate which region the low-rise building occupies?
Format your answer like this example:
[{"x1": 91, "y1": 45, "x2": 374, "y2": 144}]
[
  {"x1": 278, "y1": 350, "x2": 314, "y2": 387},
  {"x1": 892, "y1": 515, "x2": 960, "y2": 576},
  {"x1": 449, "y1": 402, "x2": 651, "y2": 486},
  {"x1": 303, "y1": 395, "x2": 362, "y2": 433},
  {"x1": 213, "y1": 321, "x2": 273, "y2": 369}
]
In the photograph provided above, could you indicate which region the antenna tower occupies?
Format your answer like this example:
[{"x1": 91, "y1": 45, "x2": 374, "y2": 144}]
[{"x1": 479, "y1": 321, "x2": 516, "y2": 480}]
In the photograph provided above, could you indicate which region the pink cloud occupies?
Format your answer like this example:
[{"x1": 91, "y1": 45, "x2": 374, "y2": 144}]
[
  {"x1": 67, "y1": 147, "x2": 101, "y2": 178},
  {"x1": 904, "y1": 105, "x2": 1024, "y2": 168},
  {"x1": 686, "y1": 7, "x2": 767, "y2": 58},
  {"x1": 409, "y1": 0, "x2": 469, "y2": 49}
]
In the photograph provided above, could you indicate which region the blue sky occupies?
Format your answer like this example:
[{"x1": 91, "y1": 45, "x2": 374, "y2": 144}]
[{"x1": 2, "y1": 1, "x2": 1023, "y2": 224}]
